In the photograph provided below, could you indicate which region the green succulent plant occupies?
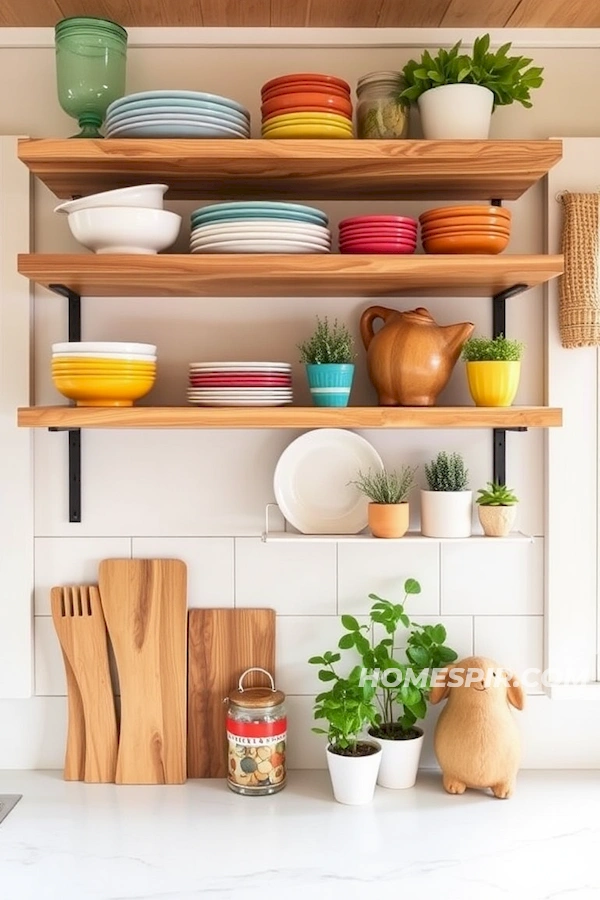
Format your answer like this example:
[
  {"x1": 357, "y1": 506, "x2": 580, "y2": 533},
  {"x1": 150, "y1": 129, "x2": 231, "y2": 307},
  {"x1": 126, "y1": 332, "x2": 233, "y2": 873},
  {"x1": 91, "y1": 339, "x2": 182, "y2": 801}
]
[
  {"x1": 461, "y1": 335, "x2": 524, "y2": 362},
  {"x1": 476, "y1": 481, "x2": 518, "y2": 506}
]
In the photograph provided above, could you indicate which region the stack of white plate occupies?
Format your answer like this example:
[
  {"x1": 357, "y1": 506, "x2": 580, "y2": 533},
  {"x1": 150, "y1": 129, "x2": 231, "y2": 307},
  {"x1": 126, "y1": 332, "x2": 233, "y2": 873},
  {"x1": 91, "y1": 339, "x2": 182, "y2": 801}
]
[
  {"x1": 190, "y1": 201, "x2": 331, "y2": 254},
  {"x1": 188, "y1": 361, "x2": 293, "y2": 407},
  {"x1": 104, "y1": 90, "x2": 250, "y2": 139}
]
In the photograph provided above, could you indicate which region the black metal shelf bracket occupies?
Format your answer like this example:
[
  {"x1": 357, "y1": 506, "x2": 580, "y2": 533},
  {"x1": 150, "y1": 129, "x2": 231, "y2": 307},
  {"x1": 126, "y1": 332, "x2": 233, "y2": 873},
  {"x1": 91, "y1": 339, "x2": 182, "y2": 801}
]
[{"x1": 48, "y1": 284, "x2": 82, "y2": 523}]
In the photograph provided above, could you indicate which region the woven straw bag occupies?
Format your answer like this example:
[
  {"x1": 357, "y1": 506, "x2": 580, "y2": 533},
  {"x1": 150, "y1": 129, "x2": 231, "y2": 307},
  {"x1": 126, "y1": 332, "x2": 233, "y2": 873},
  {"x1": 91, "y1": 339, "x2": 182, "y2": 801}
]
[{"x1": 559, "y1": 192, "x2": 600, "y2": 347}]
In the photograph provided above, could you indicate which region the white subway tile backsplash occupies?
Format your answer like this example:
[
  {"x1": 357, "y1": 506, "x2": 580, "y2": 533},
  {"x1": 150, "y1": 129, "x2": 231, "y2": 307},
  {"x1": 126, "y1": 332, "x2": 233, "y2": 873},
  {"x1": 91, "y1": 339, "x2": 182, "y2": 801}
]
[
  {"x1": 34, "y1": 537, "x2": 131, "y2": 615},
  {"x1": 337, "y1": 542, "x2": 440, "y2": 615},
  {"x1": 441, "y1": 538, "x2": 543, "y2": 615},
  {"x1": 131, "y1": 537, "x2": 234, "y2": 607},
  {"x1": 474, "y1": 615, "x2": 544, "y2": 694},
  {"x1": 235, "y1": 538, "x2": 336, "y2": 614},
  {"x1": 34, "y1": 617, "x2": 65, "y2": 696},
  {"x1": 284, "y1": 694, "x2": 329, "y2": 770}
]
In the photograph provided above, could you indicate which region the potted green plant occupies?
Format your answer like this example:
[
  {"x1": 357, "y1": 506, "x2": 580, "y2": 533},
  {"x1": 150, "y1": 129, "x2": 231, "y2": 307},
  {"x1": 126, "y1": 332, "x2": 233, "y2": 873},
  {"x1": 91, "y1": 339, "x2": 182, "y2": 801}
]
[
  {"x1": 339, "y1": 578, "x2": 458, "y2": 789},
  {"x1": 421, "y1": 451, "x2": 471, "y2": 537},
  {"x1": 398, "y1": 33, "x2": 544, "y2": 139},
  {"x1": 461, "y1": 334, "x2": 524, "y2": 407},
  {"x1": 350, "y1": 465, "x2": 417, "y2": 538},
  {"x1": 309, "y1": 651, "x2": 381, "y2": 805},
  {"x1": 476, "y1": 480, "x2": 519, "y2": 536},
  {"x1": 298, "y1": 316, "x2": 356, "y2": 407}
]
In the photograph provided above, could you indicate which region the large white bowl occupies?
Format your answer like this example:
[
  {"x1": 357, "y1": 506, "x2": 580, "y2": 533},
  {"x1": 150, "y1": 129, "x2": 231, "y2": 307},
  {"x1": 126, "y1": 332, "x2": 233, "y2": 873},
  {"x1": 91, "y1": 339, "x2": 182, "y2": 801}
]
[
  {"x1": 67, "y1": 207, "x2": 182, "y2": 254},
  {"x1": 54, "y1": 185, "x2": 169, "y2": 214},
  {"x1": 52, "y1": 342, "x2": 157, "y2": 354}
]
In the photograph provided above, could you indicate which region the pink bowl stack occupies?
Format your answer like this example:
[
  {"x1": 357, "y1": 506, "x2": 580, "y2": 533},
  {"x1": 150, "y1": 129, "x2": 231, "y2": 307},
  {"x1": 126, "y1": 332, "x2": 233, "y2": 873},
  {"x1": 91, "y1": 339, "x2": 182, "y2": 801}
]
[{"x1": 338, "y1": 215, "x2": 418, "y2": 255}]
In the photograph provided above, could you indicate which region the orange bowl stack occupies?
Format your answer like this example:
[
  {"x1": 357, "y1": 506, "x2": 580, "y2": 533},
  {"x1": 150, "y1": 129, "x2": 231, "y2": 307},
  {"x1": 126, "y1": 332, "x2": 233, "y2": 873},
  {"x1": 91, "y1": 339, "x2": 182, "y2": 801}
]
[
  {"x1": 419, "y1": 205, "x2": 511, "y2": 254},
  {"x1": 51, "y1": 341, "x2": 157, "y2": 407},
  {"x1": 261, "y1": 73, "x2": 353, "y2": 139}
]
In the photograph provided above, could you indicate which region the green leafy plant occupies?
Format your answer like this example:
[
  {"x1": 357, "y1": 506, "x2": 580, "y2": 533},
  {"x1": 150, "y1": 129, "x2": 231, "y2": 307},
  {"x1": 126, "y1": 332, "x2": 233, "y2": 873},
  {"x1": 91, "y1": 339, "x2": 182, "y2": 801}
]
[
  {"x1": 425, "y1": 451, "x2": 469, "y2": 492},
  {"x1": 476, "y1": 481, "x2": 518, "y2": 506},
  {"x1": 298, "y1": 316, "x2": 356, "y2": 365},
  {"x1": 309, "y1": 651, "x2": 379, "y2": 756},
  {"x1": 338, "y1": 579, "x2": 458, "y2": 739},
  {"x1": 350, "y1": 465, "x2": 417, "y2": 504},
  {"x1": 398, "y1": 33, "x2": 544, "y2": 109},
  {"x1": 461, "y1": 334, "x2": 524, "y2": 362}
]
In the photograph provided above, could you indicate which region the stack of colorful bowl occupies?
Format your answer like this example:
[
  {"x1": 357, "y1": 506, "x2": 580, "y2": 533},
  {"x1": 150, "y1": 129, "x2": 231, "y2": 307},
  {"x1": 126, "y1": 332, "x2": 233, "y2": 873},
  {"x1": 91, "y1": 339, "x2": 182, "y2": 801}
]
[
  {"x1": 190, "y1": 201, "x2": 330, "y2": 254},
  {"x1": 338, "y1": 215, "x2": 418, "y2": 254},
  {"x1": 104, "y1": 89, "x2": 250, "y2": 138},
  {"x1": 260, "y1": 73, "x2": 353, "y2": 139},
  {"x1": 188, "y1": 361, "x2": 293, "y2": 407},
  {"x1": 52, "y1": 341, "x2": 157, "y2": 407},
  {"x1": 419, "y1": 205, "x2": 512, "y2": 255}
]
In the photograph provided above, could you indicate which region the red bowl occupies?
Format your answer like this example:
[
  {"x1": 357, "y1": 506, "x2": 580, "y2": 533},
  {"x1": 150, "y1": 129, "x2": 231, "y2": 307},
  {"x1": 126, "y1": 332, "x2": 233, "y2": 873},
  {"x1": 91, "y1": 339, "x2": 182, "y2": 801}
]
[
  {"x1": 262, "y1": 72, "x2": 351, "y2": 94},
  {"x1": 340, "y1": 214, "x2": 418, "y2": 229},
  {"x1": 190, "y1": 377, "x2": 292, "y2": 387},
  {"x1": 262, "y1": 82, "x2": 351, "y2": 101},
  {"x1": 339, "y1": 242, "x2": 417, "y2": 254},
  {"x1": 261, "y1": 93, "x2": 353, "y2": 118},
  {"x1": 339, "y1": 224, "x2": 418, "y2": 238},
  {"x1": 340, "y1": 234, "x2": 417, "y2": 247}
]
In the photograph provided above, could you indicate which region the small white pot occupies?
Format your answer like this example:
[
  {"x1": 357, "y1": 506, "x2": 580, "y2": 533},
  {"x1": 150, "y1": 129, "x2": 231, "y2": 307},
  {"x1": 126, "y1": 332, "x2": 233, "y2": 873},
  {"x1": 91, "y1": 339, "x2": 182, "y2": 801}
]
[
  {"x1": 478, "y1": 504, "x2": 518, "y2": 537},
  {"x1": 421, "y1": 489, "x2": 473, "y2": 538},
  {"x1": 373, "y1": 728, "x2": 424, "y2": 789},
  {"x1": 326, "y1": 742, "x2": 381, "y2": 805},
  {"x1": 417, "y1": 84, "x2": 494, "y2": 139}
]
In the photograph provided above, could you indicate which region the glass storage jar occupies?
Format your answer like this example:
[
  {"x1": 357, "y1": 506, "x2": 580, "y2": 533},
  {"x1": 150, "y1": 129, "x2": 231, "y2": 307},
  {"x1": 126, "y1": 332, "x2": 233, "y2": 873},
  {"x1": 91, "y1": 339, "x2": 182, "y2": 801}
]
[
  {"x1": 226, "y1": 668, "x2": 286, "y2": 796},
  {"x1": 356, "y1": 71, "x2": 409, "y2": 139}
]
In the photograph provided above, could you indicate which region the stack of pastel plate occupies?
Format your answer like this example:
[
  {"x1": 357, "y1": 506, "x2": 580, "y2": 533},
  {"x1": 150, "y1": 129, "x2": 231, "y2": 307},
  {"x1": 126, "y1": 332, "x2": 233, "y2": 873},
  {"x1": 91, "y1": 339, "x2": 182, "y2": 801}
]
[
  {"x1": 338, "y1": 215, "x2": 418, "y2": 254},
  {"x1": 190, "y1": 201, "x2": 331, "y2": 254},
  {"x1": 52, "y1": 342, "x2": 157, "y2": 407},
  {"x1": 261, "y1": 73, "x2": 353, "y2": 139},
  {"x1": 104, "y1": 90, "x2": 250, "y2": 139},
  {"x1": 188, "y1": 362, "x2": 293, "y2": 407},
  {"x1": 420, "y1": 205, "x2": 511, "y2": 254}
]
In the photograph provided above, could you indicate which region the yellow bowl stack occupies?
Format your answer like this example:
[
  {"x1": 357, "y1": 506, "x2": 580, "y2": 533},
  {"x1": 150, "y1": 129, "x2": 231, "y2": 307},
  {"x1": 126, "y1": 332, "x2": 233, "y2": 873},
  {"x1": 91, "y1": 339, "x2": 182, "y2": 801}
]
[{"x1": 51, "y1": 341, "x2": 157, "y2": 407}]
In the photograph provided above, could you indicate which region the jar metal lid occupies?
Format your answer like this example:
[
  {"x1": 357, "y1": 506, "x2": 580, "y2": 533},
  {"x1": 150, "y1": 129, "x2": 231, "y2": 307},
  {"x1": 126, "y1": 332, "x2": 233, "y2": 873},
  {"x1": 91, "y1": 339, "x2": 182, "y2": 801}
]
[
  {"x1": 229, "y1": 686, "x2": 286, "y2": 709},
  {"x1": 357, "y1": 71, "x2": 403, "y2": 91}
]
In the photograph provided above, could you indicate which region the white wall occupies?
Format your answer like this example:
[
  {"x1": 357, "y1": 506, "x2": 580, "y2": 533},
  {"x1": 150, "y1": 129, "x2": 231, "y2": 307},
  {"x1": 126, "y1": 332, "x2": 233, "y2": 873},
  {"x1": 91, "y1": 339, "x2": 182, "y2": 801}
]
[{"x1": 2, "y1": 29, "x2": 600, "y2": 768}]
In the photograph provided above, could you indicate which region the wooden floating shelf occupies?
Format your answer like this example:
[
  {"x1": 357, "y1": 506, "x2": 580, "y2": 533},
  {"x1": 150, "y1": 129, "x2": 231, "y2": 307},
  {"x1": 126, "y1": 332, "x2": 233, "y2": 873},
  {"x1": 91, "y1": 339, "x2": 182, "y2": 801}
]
[
  {"x1": 17, "y1": 406, "x2": 563, "y2": 430},
  {"x1": 18, "y1": 254, "x2": 564, "y2": 299},
  {"x1": 17, "y1": 139, "x2": 563, "y2": 201}
]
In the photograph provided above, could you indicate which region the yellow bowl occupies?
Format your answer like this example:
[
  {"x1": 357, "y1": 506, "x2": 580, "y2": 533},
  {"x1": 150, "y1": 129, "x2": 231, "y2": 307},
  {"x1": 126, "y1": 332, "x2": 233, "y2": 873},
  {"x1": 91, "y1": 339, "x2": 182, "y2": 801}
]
[
  {"x1": 53, "y1": 373, "x2": 156, "y2": 407},
  {"x1": 52, "y1": 362, "x2": 156, "y2": 373},
  {"x1": 262, "y1": 123, "x2": 354, "y2": 139},
  {"x1": 466, "y1": 361, "x2": 521, "y2": 407},
  {"x1": 52, "y1": 356, "x2": 156, "y2": 366},
  {"x1": 262, "y1": 111, "x2": 352, "y2": 128}
]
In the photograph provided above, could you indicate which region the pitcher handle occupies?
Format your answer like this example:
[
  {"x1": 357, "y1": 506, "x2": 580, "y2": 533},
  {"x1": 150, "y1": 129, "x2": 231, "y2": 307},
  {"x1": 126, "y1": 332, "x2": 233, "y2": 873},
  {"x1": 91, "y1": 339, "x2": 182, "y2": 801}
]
[{"x1": 360, "y1": 306, "x2": 392, "y2": 351}]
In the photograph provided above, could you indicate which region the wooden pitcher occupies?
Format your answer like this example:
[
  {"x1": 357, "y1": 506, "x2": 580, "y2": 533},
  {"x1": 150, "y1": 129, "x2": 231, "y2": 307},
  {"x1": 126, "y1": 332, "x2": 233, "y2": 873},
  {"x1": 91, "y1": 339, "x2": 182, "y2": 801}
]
[{"x1": 360, "y1": 306, "x2": 475, "y2": 406}]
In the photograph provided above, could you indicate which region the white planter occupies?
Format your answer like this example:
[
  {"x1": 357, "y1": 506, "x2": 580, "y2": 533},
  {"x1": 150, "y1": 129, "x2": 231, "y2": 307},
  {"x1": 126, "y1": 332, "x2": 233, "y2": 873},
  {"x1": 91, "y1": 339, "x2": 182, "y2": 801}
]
[
  {"x1": 373, "y1": 728, "x2": 424, "y2": 789},
  {"x1": 417, "y1": 84, "x2": 494, "y2": 139},
  {"x1": 421, "y1": 489, "x2": 473, "y2": 538},
  {"x1": 478, "y1": 504, "x2": 518, "y2": 537},
  {"x1": 326, "y1": 742, "x2": 381, "y2": 805}
]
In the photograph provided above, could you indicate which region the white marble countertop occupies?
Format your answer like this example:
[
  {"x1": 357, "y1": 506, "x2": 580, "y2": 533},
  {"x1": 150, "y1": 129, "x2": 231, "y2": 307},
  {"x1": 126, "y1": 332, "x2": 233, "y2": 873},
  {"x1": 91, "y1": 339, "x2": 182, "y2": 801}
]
[{"x1": 0, "y1": 769, "x2": 599, "y2": 900}]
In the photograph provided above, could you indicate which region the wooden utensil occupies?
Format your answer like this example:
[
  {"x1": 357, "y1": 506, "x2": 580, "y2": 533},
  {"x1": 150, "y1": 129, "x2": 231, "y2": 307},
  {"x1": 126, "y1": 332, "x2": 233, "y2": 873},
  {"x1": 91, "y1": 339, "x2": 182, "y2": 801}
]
[
  {"x1": 187, "y1": 608, "x2": 276, "y2": 778},
  {"x1": 51, "y1": 587, "x2": 86, "y2": 781},
  {"x1": 98, "y1": 558, "x2": 187, "y2": 784},
  {"x1": 50, "y1": 585, "x2": 117, "y2": 783}
]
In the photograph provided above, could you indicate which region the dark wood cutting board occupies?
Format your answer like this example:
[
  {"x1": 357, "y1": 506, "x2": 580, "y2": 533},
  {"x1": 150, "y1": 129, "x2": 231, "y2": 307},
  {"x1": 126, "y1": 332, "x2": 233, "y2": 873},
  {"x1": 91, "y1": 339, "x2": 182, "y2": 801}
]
[{"x1": 187, "y1": 608, "x2": 276, "y2": 778}]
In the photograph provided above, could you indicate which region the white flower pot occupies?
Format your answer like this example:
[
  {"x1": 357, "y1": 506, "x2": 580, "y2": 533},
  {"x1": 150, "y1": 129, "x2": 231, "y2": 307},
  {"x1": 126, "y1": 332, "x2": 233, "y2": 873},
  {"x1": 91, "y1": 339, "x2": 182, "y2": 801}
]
[
  {"x1": 421, "y1": 489, "x2": 473, "y2": 538},
  {"x1": 326, "y1": 742, "x2": 381, "y2": 805},
  {"x1": 373, "y1": 728, "x2": 424, "y2": 789},
  {"x1": 478, "y1": 503, "x2": 518, "y2": 537},
  {"x1": 417, "y1": 84, "x2": 494, "y2": 139}
]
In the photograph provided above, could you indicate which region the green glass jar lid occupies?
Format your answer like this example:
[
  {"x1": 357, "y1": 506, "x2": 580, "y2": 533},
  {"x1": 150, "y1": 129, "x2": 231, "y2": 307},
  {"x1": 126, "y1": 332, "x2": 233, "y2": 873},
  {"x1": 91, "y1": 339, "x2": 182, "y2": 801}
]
[{"x1": 55, "y1": 16, "x2": 128, "y2": 40}]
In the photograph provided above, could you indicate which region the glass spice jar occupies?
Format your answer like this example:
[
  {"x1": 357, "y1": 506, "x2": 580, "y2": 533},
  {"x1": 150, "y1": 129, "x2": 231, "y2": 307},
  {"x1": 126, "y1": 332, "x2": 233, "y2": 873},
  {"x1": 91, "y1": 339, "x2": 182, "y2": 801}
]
[
  {"x1": 356, "y1": 71, "x2": 409, "y2": 140},
  {"x1": 226, "y1": 668, "x2": 286, "y2": 796}
]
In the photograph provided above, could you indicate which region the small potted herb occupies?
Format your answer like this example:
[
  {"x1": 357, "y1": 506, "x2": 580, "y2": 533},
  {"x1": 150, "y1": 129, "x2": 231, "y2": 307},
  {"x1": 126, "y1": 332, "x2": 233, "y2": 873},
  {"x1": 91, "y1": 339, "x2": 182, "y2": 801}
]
[
  {"x1": 298, "y1": 316, "x2": 356, "y2": 407},
  {"x1": 398, "y1": 33, "x2": 544, "y2": 139},
  {"x1": 340, "y1": 579, "x2": 458, "y2": 789},
  {"x1": 461, "y1": 334, "x2": 525, "y2": 407},
  {"x1": 350, "y1": 465, "x2": 417, "y2": 538},
  {"x1": 309, "y1": 651, "x2": 381, "y2": 805},
  {"x1": 421, "y1": 451, "x2": 472, "y2": 538},
  {"x1": 476, "y1": 481, "x2": 519, "y2": 537}
]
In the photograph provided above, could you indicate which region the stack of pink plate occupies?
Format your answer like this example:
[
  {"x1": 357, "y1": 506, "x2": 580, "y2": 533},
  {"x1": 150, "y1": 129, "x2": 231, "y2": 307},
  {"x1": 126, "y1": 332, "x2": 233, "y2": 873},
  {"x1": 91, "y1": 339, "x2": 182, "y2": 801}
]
[
  {"x1": 338, "y1": 215, "x2": 418, "y2": 254},
  {"x1": 188, "y1": 361, "x2": 293, "y2": 407}
]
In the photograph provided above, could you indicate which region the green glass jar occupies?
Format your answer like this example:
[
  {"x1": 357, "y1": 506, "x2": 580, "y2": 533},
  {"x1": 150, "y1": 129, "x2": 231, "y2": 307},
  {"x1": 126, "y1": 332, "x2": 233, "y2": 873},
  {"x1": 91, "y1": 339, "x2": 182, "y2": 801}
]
[
  {"x1": 356, "y1": 71, "x2": 409, "y2": 140},
  {"x1": 55, "y1": 16, "x2": 128, "y2": 139}
]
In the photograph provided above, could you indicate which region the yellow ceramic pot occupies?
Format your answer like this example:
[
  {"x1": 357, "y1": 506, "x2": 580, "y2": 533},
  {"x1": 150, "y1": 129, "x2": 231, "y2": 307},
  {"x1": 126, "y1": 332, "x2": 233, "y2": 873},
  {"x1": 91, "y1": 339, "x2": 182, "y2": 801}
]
[
  {"x1": 368, "y1": 502, "x2": 409, "y2": 538},
  {"x1": 466, "y1": 361, "x2": 521, "y2": 407}
]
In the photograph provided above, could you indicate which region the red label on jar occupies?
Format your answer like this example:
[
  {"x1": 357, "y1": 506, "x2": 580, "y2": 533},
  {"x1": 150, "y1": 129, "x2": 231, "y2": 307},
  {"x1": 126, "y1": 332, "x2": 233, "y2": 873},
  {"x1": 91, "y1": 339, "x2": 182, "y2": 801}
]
[{"x1": 226, "y1": 716, "x2": 287, "y2": 739}]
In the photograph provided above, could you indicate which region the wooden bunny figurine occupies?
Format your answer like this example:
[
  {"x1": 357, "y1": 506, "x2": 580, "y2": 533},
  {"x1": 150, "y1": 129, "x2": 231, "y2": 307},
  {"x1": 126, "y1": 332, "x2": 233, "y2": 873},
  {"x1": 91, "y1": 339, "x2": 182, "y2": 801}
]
[{"x1": 429, "y1": 655, "x2": 525, "y2": 799}]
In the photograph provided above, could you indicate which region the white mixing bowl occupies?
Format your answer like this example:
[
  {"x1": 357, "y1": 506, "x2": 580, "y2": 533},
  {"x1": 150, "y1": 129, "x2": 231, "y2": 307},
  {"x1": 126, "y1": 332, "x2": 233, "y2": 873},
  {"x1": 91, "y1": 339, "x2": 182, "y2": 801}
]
[
  {"x1": 67, "y1": 206, "x2": 182, "y2": 254},
  {"x1": 55, "y1": 184, "x2": 169, "y2": 214}
]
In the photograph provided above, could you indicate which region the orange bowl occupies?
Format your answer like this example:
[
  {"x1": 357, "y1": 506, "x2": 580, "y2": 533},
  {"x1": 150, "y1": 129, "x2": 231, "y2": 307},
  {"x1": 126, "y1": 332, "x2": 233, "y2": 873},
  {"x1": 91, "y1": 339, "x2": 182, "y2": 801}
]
[
  {"x1": 420, "y1": 205, "x2": 511, "y2": 224},
  {"x1": 262, "y1": 72, "x2": 351, "y2": 94},
  {"x1": 421, "y1": 224, "x2": 511, "y2": 239},
  {"x1": 262, "y1": 82, "x2": 351, "y2": 101},
  {"x1": 420, "y1": 214, "x2": 511, "y2": 230},
  {"x1": 423, "y1": 233, "x2": 509, "y2": 254},
  {"x1": 261, "y1": 92, "x2": 352, "y2": 118}
]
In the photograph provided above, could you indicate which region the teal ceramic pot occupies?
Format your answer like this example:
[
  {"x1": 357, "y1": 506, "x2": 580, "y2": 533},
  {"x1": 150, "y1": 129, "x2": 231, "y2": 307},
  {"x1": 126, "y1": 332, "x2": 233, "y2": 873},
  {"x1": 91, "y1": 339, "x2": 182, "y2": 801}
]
[{"x1": 305, "y1": 363, "x2": 355, "y2": 407}]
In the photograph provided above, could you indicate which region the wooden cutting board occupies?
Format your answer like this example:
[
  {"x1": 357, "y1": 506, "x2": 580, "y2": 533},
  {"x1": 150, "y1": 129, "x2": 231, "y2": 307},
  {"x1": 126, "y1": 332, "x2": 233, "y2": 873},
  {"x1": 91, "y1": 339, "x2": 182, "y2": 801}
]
[
  {"x1": 98, "y1": 559, "x2": 187, "y2": 784},
  {"x1": 187, "y1": 608, "x2": 276, "y2": 778}
]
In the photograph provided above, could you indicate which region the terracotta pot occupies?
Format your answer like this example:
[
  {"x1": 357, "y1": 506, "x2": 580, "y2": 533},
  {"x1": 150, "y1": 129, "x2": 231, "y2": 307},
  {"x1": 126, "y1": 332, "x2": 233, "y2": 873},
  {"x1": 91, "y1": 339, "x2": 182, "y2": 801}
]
[
  {"x1": 360, "y1": 305, "x2": 475, "y2": 406},
  {"x1": 478, "y1": 504, "x2": 517, "y2": 537},
  {"x1": 368, "y1": 502, "x2": 409, "y2": 538}
]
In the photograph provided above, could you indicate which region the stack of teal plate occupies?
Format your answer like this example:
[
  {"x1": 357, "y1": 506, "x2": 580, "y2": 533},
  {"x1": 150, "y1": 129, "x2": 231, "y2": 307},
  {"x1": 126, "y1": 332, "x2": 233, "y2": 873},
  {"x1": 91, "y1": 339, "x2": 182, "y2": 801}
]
[
  {"x1": 104, "y1": 90, "x2": 250, "y2": 138},
  {"x1": 189, "y1": 201, "x2": 331, "y2": 253}
]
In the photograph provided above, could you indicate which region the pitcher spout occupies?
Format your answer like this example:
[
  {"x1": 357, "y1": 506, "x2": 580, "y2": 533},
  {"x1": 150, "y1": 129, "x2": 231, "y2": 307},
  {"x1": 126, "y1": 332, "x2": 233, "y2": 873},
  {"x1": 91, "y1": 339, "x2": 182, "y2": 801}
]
[{"x1": 445, "y1": 321, "x2": 475, "y2": 362}]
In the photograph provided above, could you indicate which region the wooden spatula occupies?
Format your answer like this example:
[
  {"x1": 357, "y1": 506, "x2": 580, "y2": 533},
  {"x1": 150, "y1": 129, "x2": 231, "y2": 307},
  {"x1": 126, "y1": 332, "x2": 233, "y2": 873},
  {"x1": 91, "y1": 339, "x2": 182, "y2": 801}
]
[
  {"x1": 51, "y1": 587, "x2": 86, "y2": 781},
  {"x1": 98, "y1": 559, "x2": 187, "y2": 784},
  {"x1": 51, "y1": 585, "x2": 118, "y2": 783}
]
